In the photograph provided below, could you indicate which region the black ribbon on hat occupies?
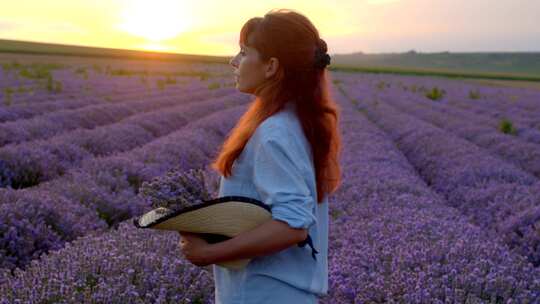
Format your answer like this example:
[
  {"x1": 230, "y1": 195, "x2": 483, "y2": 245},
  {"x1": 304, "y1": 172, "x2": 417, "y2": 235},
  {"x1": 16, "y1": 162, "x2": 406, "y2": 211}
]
[{"x1": 298, "y1": 234, "x2": 319, "y2": 261}]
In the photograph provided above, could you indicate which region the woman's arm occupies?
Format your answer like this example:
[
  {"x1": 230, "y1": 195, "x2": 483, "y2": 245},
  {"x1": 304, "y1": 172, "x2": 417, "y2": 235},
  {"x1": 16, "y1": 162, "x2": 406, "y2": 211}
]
[
  {"x1": 206, "y1": 219, "x2": 308, "y2": 264},
  {"x1": 201, "y1": 132, "x2": 315, "y2": 265}
]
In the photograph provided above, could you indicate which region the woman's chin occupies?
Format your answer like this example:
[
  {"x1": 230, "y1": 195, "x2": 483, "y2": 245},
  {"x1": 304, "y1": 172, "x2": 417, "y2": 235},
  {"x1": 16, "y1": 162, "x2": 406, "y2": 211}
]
[{"x1": 235, "y1": 84, "x2": 251, "y2": 94}]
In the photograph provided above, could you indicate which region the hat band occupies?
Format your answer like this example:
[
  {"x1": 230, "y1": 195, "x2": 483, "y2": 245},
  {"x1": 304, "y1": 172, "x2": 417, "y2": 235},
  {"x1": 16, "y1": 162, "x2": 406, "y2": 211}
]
[{"x1": 297, "y1": 234, "x2": 318, "y2": 261}]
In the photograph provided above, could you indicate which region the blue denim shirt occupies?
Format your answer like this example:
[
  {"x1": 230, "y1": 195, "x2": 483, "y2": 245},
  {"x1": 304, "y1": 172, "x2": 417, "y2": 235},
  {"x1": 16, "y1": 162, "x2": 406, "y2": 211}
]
[{"x1": 212, "y1": 102, "x2": 329, "y2": 301}]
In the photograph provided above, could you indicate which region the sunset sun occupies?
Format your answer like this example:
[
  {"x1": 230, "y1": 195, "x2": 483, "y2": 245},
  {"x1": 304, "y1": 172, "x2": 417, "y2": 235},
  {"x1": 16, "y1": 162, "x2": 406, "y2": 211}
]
[{"x1": 117, "y1": 0, "x2": 192, "y2": 42}]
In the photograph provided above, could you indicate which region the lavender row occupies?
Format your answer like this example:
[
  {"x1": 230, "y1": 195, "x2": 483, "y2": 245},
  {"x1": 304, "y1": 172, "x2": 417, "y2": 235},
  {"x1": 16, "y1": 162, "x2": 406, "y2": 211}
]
[
  {"x1": 358, "y1": 85, "x2": 540, "y2": 178},
  {"x1": 341, "y1": 84, "x2": 540, "y2": 267},
  {"x1": 369, "y1": 79, "x2": 540, "y2": 144},
  {"x1": 0, "y1": 104, "x2": 247, "y2": 273},
  {"x1": 443, "y1": 88, "x2": 540, "y2": 128},
  {"x1": 36, "y1": 101, "x2": 247, "y2": 223},
  {"x1": 381, "y1": 84, "x2": 540, "y2": 145},
  {"x1": 442, "y1": 95, "x2": 540, "y2": 145},
  {"x1": 0, "y1": 96, "x2": 97, "y2": 123},
  {"x1": 0, "y1": 91, "x2": 248, "y2": 188},
  {"x1": 335, "y1": 71, "x2": 540, "y2": 126},
  {"x1": 3, "y1": 89, "x2": 539, "y2": 303},
  {"x1": 1, "y1": 66, "x2": 159, "y2": 105},
  {"x1": 0, "y1": 221, "x2": 214, "y2": 304},
  {"x1": 385, "y1": 72, "x2": 540, "y2": 118},
  {"x1": 3, "y1": 72, "x2": 229, "y2": 111},
  {"x1": 0, "y1": 78, "x2": 208, "y2": 123},
  {"x1": 317, "y1": 90, "x2": 540, "y2": 303},
  {"x1": 2, "y1": 64, "x2": 230, "y2": 107},
  {"x1": 0, "y1": 86, "x2": 236, "y2": 147},
  {"x1": 444, "y1": 96, "x2": 540, "y2": 136},
  {"x1": 408, "y1": 76, "x2": 540, "y2": 128},
  {"x1": 0, "y1": 188, "x2": 108, "y2": 274}
]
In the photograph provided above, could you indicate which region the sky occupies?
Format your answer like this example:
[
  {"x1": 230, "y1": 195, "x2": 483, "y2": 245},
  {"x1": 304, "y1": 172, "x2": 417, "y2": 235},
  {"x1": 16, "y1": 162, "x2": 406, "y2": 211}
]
[{"x1": 1, "y1": 0, "x2": 539, "y2": 56}]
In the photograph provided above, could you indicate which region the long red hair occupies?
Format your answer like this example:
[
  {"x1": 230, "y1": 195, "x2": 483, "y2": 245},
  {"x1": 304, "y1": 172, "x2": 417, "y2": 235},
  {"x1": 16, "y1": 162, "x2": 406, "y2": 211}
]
[{"x1": 210, "y1": 9, "x2": 342, "y2": 203}]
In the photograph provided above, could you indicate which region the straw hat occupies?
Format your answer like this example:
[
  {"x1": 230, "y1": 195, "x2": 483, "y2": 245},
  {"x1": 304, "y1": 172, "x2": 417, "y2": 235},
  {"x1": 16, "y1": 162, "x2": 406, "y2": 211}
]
[{"x1": 133, "y1": 195, "x2": 272, "y2": 270}]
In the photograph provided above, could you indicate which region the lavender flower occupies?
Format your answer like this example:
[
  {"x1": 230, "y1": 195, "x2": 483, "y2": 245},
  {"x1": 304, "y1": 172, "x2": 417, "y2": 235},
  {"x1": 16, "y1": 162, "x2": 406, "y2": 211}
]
[
  {"x1": 140, "y1": 168, "x2": 213, "y2": 212},
  {"x1": 3, "y1": 64, "x2": 540, "y2": 303}
]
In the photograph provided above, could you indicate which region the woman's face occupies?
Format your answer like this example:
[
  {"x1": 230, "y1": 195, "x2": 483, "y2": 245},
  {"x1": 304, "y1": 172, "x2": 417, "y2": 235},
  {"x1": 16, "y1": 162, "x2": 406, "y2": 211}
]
[{"x1": 229, "y1": 43, "x2": 278, "y2": 95}]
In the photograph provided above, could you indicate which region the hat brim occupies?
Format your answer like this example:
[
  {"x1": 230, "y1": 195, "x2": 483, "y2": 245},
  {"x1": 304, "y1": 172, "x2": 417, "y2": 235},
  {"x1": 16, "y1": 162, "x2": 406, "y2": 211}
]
[
  {"x1": 133, "y1": 195, "x2": 272, "y2": 237},
  {"x1": 133, "y1": 196, "x2": 272, "y2": 270}
]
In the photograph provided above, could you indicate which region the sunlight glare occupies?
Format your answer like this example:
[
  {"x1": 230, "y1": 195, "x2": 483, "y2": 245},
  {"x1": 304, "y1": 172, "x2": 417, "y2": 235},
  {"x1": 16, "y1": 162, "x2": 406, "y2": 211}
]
[{"x1": 117, "y1": 0, "x2": 192, "y2": 42}]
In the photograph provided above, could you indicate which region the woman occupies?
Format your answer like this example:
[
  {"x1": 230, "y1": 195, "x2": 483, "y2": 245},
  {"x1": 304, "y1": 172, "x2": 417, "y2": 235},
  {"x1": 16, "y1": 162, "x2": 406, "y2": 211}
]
[{"x1": 179, "y1": 8, "x2": 342, "y2": 304}]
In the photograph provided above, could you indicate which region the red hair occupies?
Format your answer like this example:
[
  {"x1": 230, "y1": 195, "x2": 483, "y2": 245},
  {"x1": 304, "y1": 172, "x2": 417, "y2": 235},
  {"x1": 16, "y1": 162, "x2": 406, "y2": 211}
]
[{"x1": 210, "y1": 9, "x2": 342, "y2": 203}]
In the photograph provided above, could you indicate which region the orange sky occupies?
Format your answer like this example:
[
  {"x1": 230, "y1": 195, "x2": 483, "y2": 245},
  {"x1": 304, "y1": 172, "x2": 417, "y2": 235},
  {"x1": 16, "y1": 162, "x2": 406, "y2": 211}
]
[{"x1": 1, "y1": 0, "x2": 539, "y2": 56}]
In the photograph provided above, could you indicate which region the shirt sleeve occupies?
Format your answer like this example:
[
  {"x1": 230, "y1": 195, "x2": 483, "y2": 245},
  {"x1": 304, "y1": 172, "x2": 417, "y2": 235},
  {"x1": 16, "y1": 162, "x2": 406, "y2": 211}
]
[{"x1": 252, "y1": 134, "x2": 317, "y2": 230}]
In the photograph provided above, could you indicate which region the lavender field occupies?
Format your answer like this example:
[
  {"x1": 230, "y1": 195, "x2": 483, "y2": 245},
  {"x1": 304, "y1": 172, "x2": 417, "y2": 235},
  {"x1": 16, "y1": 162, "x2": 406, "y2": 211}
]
[{"x1": 1, "y1": 54, "x2": 540, "y2": 303}]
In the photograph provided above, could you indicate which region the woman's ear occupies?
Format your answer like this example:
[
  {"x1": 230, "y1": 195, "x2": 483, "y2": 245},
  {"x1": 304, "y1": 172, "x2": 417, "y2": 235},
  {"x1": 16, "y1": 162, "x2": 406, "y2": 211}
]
[{"x1": 264, "y1": 57, "x2": 279, "y2": 79}]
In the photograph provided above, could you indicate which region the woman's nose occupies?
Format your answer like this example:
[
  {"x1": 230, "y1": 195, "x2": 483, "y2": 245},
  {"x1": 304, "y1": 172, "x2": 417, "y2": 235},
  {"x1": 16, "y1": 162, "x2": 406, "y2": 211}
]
[{"x1": 229, "y1": 56, "x2": 238, "y2": 68}]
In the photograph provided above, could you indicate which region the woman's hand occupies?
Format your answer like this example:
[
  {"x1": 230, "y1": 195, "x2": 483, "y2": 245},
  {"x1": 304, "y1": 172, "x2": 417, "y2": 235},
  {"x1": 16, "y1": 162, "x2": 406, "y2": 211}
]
[{"x1": 178, "y1": 232, "x2": 214, "y2": 267}]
